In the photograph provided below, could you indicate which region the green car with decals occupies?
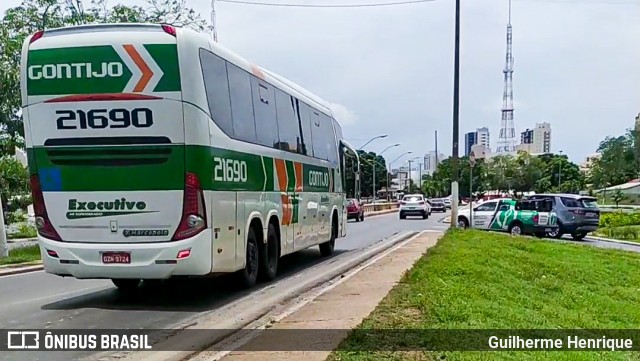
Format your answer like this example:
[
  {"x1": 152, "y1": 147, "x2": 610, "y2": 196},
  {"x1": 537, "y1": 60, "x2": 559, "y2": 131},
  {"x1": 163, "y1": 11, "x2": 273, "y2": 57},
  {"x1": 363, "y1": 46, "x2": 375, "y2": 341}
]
[
  {"x1": 460, "y1": 198, "x2": 558, "y2": 237},
  {"x1": 490, "y1": 198, "x2": 558, "y2": 236}
]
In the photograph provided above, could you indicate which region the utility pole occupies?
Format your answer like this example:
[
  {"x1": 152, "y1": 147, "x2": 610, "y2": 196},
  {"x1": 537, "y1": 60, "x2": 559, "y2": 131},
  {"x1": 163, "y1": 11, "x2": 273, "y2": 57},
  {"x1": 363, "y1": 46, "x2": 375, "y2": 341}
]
[
  {"x1": 372, "y1": 162, "x2": 376, "y2": 202},
  {"x1": 418, "y1": 163, "x2": 423, "y2": 191},
  {"x1": 211, "y1": 0, "x2": 218, "y2": 42},
  {"x1": 408, "y1": 159, "x2": 414, "y2": 193},
  {"x1": 435, "y1": 130, "x2": 439, "y2": 166},
  {"x1": 0, "y1": 198, "x2": 8, "y2": 257},
  {"x1": 450, "y1": 0, "x2": 461, "y2": 228},
  {"x1": 469, "y1": 151, "x2": 476, "y2": 228}
]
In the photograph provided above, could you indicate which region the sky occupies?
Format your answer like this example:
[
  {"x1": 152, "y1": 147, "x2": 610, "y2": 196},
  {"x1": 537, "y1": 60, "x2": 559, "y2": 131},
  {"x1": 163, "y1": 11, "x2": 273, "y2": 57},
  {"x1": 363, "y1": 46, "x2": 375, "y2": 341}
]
[{"x1": 2, "y1": 0, "x2": 638, "y2": 167}]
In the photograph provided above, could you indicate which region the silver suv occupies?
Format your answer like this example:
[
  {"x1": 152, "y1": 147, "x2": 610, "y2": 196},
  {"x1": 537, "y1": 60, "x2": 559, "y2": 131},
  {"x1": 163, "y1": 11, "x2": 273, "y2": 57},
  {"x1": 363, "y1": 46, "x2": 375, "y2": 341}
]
[
  {"x1": 399, "y1": 194, "x2": 431, "y2": 219},
  {"x1": 524, "y1": 193, "x2": 600, "y2": 240}
]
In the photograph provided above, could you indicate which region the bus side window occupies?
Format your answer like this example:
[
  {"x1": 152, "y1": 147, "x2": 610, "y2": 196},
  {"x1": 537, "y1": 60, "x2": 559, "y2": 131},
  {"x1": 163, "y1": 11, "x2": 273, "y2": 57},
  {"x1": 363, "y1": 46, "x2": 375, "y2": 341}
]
[
  {"x1": 310, "y1": 111, "x2": 327, "y2": 160},
  {"x1": 226, "y1": 62, "x2": 257, "y2": 143},
  {"x1": 199, "y1": 49, "x2": 233, "y2": 137},
  {"x1": 251, "y1": 76, "x2": 278, "y2": 148},
  {"x1": 274, "y1": 88, "x2": 301, "y2": 153},
  {"x1": 297, "y1": 100, "x2": 314, "y2": 157}
]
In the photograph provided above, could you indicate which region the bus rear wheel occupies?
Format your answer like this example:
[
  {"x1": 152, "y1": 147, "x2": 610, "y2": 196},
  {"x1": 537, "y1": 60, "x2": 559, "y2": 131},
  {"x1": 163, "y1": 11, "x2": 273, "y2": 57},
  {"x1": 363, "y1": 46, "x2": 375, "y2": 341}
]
[
  {"x1": 319, "y1": 215, "x2": 338, "y2": 257},
  {"x1": 236, "y1": 226, "x2": 259, "y2": 289},
  {"x1": 258, "y1": 223, "x2": 279, "y2": 282},
  {"x1": 111, "y1": 279, "x2": 140, "y2": 292}
]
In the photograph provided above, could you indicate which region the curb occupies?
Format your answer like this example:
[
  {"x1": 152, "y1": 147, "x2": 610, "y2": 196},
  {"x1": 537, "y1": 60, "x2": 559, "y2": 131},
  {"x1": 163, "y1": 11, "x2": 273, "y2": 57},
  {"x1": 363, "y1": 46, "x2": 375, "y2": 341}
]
[
  {"x1": 587, "y1": 235, "x2": 640, "y2": 247},
  {"x1": 6, "y1": 237, "x2": 38, "y2": 243},
  {"x1": 107, "y1": 231, "x2": 419, "y2": 361},
  {"x1": 0, "y1": 264, "x2": 44, "y2": 277},
  {"x1": 365, "y1": 209, "x2": 398, "y2": 217}
]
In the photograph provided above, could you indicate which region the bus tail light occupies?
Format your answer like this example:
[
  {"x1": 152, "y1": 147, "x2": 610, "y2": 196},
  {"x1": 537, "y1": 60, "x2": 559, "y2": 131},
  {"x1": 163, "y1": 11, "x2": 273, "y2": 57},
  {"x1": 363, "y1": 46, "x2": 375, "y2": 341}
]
[
  {"x1": 161, "y1": 24, "x2": 177, "y2": 37},
  {"x1": 30, "y1": 30, "x2": 44, "y2": 44},
  {"x1": 172, "y1": 172, "x2": 207, "y2": 241},
  {"x1": 30, "y1": 174, "x2": 62, "y2": 241}
]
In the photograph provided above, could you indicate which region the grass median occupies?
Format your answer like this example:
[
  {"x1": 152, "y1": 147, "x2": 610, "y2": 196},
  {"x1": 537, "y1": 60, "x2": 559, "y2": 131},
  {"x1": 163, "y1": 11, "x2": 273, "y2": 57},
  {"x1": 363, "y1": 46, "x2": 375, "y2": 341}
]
[
  {"x1": 0, "y1": 245, "x2": 41, "y2": 266},
  {"x1": 329, "y1": 229, "x2": 640, "y2": 361}
]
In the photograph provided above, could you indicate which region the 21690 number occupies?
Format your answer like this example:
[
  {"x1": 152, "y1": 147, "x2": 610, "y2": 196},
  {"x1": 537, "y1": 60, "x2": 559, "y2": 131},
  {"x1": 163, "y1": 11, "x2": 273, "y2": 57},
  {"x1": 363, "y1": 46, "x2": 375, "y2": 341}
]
[{"x1": 56, "y1": 108, "x2": 154, "y2": 130}]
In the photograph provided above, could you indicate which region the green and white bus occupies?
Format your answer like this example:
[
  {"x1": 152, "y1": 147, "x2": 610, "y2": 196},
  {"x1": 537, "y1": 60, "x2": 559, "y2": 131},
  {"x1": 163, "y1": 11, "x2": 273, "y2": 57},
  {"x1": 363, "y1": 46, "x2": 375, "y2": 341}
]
[{"x1": 20, "y1": 23, "x2": 360, "y2": 290}]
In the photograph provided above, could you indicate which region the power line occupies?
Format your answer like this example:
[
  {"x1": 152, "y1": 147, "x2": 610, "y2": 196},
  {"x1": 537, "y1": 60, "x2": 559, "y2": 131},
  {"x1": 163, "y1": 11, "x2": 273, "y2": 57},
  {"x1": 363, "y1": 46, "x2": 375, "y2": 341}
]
[
  {"x1": 216, "y1": 0, "x2": 436, "y2": 8},
  {"x1": 217, "y1": 0, "x2": 637, "y2": 6},
  {"x1": 514, "y1": 0, "x2": 638, "y2": 5}
]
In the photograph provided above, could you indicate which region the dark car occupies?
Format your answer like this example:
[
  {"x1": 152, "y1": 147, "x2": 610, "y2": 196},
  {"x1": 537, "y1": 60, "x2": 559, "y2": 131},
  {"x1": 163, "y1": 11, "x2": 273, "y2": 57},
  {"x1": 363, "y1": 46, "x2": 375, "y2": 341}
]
[
  {"x1": 429, "y1": 199, "x2": 446, "y2": 212},
  {"x1": 346, "y1": 199, "x2": 365, "y2": 222},
  {"x1": 525, "y1": 193, "x2": 600, "y2": 240}
]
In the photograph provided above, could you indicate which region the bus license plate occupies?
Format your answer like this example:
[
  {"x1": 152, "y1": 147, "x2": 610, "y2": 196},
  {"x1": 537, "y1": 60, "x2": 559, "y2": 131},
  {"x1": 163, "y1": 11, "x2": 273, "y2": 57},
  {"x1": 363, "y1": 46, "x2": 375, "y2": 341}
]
[{"x1": 102, "y1": 252, "x2": 131, "y2": 264}]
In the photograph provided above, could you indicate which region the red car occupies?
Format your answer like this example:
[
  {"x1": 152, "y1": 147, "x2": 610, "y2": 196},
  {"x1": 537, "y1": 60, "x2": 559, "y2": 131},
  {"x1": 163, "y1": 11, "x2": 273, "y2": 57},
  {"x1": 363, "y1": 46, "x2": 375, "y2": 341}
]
[{"x1": 346, "y1": 199, "x2": 365, "y2": 222}]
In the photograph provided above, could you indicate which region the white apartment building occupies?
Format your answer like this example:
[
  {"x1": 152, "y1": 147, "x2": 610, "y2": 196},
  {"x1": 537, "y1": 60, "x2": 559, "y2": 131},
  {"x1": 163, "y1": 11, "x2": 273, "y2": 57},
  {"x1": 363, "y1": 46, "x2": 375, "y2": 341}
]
[
  {"x1": 423, "y1": 150, "x2": 445, "y2": 176},
  {"x1": 519, "y1": 122, "x2": 551, "y2": 154},
  {"x1": 476, "y1": 127, "x2": 490, "y2": 149},
  {"x1": 580, "y1": 153, "x2": 601, "y2": 175}
]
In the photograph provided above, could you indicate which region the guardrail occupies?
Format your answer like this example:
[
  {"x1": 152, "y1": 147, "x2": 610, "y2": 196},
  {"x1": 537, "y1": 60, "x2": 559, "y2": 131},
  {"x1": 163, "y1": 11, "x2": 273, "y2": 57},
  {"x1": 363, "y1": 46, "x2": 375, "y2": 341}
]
[{"x1": 362, "y1": 202, "x2": 400, "y2": 215}]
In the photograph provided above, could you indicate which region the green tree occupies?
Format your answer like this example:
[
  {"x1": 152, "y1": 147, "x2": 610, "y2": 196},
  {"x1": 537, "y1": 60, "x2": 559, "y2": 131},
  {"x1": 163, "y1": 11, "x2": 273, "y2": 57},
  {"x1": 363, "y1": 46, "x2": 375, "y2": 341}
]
[
  {"x1": 0, "y1": 156, "x2": 29, "y2": 210},
  {"x1": 588, "y1": 130, "x2": 637, "y2": 189},
  {"x1": 344, "y1": 150, "x2": 390, "y2": 198},
  {"x1": 0, "y1": 0, "x2": 208, "y2": 155},
  {"x1": 512, "y1": 151, "x2": 545, "y2": 195}
]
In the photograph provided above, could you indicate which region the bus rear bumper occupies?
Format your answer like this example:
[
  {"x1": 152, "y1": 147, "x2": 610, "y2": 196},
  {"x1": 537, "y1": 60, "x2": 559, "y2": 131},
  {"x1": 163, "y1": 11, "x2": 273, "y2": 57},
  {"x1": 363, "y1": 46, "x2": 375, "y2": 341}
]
[{"x1": 38, "y1": 230, "x2": 213, "y2": 280}]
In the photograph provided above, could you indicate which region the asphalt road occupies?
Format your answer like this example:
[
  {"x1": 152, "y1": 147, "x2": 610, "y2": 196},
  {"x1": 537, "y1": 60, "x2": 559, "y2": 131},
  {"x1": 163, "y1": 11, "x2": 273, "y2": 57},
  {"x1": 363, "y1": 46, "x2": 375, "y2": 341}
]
[{"x1": 0, "y1": 211, "x2": 448, "y2": 361}]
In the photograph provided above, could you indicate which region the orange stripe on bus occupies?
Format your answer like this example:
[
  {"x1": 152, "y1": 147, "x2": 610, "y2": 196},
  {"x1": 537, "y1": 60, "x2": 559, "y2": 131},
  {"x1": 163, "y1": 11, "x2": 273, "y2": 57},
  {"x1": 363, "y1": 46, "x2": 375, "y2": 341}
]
[
  {"x1": 294, "y1": 162, "x2": 303, "y2": 192},
  {"x1": 123, "y1": 44, "x2": 153, "y2": 92},
  {"x1": 274, "y1": 159, "x2": 291, "y2": 226}
]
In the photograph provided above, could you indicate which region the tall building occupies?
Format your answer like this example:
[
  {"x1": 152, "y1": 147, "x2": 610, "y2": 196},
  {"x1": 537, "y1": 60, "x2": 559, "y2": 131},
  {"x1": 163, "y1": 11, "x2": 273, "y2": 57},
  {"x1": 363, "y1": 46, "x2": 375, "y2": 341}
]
[
  {"x1": 464, "y1": 127, "x2": 490, "y2": 156},
  {"x1": 516, "y1": 122, "x2": 551, "y2": 154},
  {"x1": 424, "y1": 150, "x2": 445, "y2": 176},
  {"x1": 520, "y1": 129, "x2": 533, "y2": 144},
  {"x1": 533, "y1": 122, "x2": 551, "y2": 153},
  {"x1": 464, "y1": 132, "x2": 477, "y2": 157},
  {"x1": 476, "y1": 127, "x2": 490, "y2": 149}
]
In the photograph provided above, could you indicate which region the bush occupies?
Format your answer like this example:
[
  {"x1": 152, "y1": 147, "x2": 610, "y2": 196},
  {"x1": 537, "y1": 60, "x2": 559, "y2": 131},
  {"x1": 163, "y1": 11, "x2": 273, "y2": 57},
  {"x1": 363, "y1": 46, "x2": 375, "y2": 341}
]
[
  {"x1": 6, "y1": 210, "x2": 26, "y2": 224},
  {"x1": 598, "y1": 226, "x2": 640, "y2": 240},
  {"x1": 6, "y1": 223, "x2": 37, "y2": 239},
  {"x1": 599, "y1": 211, "x2": 640, "y2": 227}
]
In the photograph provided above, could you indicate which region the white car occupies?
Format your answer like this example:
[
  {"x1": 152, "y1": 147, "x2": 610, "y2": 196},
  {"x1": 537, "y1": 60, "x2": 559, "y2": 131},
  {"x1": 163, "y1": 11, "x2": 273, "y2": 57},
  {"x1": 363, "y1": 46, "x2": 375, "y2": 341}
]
[{"x1": 399, "y1": 194, "x2": 431, "y2": 219}]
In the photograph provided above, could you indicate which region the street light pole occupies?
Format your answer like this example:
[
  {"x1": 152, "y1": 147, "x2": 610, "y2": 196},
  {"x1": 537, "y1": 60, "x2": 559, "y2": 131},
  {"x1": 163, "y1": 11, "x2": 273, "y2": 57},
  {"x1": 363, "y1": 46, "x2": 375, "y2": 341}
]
[
  {"x1": 405, "y1": 156, "x2": 419, "y2": 194},
  {"x1": 358, "y1": 134, "x2": 388, "y2": 151},
  {"x1": 450, "y1": 0, "x2": 461, "y2": 229},
  {"x1": 558, "y1": 150, "x2": 563, "y2": 189},
  {"x1": 373, "y1": 143, "x2": 400, "y2": 202},
  {"x1": 387, "y1": 151, "x2": 413, "y2": 200},
  {"x1": 408, "y1": 159, "x2": 414, "y2": 193},
  {"x1": 0, "y1": 198, "x2": 8, "y2": 257}
]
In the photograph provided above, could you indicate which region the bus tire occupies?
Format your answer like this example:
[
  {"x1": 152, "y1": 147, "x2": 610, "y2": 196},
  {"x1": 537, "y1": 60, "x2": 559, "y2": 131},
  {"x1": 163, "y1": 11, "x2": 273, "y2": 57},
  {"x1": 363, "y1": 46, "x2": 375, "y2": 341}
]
[
  {"x1": 319, "y1": 213, "x2": 338, "y2": 257},
  {"x1": 258, "y1": 222, "x2": 279, "y2": 282},
  {"x1": 111, "y1": 279, "x2": 140, "y2": 292},
  {"x1": 236, "y1": 226, "x2": 260, "y2": 289}
]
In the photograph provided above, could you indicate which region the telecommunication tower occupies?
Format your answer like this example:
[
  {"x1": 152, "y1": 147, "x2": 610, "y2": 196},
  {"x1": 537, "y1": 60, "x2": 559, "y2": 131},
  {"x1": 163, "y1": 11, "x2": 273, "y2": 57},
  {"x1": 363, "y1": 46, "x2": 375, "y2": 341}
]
[
  {"x1": 211, "y1": 0, "x2": 218, "y2": 42},
  {"x1": 496, "y1": 0, "x2": 517, "y2": 153}
]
